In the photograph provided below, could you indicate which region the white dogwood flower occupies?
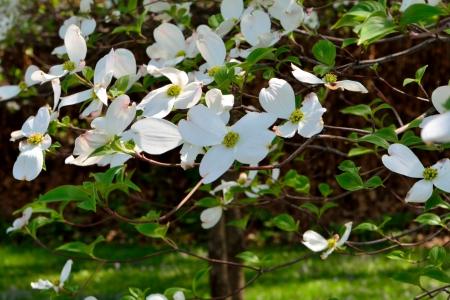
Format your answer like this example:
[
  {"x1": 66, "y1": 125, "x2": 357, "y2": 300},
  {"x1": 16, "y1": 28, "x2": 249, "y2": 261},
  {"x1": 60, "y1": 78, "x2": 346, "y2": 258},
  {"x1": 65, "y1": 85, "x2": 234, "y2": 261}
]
[
  {"x1": 421, "y1": 85, "x2": 450, "y2": 143},
  {"x1": 137, "y1": 67, "x2": 202, "y2": 118},
  {"x1": 0, "y1": 65, "x2": 40, "y2": 101},
  {"x1": 6, "y1": 207, "x2": 32, "y2": 234},
  {"x1": 13, "y1": 107, "x2": 52, "y2": 181},
  {"x1": 31, "y1": 260, "x2": 73, "y2": 292},
  {"x1": 302, "y1": 222, "x2": 352, "y2": 259},
  {"x1": 178, "y1": 105, "x2": 276, "y2": 183},
  {"x1": 382, "y1": 144, "x2": 450, "y2": 202},
  {"x1": 268, "y1": 0, "x2": 304, "y2": 33},
  {"x1": 291, "y1": 64, "x2": 368, "y2": 93},
  {"x1": 259, "y1": 78, "x2": 326, "y2": 138}
]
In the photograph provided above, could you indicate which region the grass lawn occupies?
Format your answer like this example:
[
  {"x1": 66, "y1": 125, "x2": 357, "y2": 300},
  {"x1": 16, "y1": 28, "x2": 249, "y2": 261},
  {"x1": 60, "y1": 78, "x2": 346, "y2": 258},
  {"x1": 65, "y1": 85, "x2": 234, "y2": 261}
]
[{"x1": 0, "y1": 243, "x2": 447, "y2": 300}]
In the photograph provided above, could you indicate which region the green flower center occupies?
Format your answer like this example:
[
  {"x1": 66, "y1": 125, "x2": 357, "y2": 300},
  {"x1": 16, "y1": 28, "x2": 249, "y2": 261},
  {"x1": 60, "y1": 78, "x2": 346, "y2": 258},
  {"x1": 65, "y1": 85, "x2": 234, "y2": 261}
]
[
  {"x1": 423, "y1": 167, "x2": 438, "y2": 180},
  {"x1": 208, "y1": 66, "x2": 220, "y2": 77},
  {"x1": 167, "y1": 85, "x2": 181, "y2": 97},
  {"x1": 62, "y1": 61, "x2": 76, "y2": 72},
  {"x1": 18, "y1": 81, "x2": 27, "y2": 91},
  {"x1": 27, "y1": 133, "x2": 44, "y2": 145},
  {"x1": 324, "y1": 73, "x2": 337, "y2": 83},
  {"x1": 327, "y1": 238, "x2": 337, "y2": 249},
  {"x1": 289, "y1": 109, "x2": 304, "y2": 124},
  {"x1": 175, "y1": 50, "x2": 186, "y2": 57},
  {"x1": 232, "y1": 17, "x2": 238, "y2": 23},
  {"x1": 222, "y1": 131, "x2": 240, "y2": 148},
  {"x1": 237, "y1": 177, "x2": 246, "y2": 185},
  {"x1": 53, "y1": 279, "x2": 60, "y2": 286}
]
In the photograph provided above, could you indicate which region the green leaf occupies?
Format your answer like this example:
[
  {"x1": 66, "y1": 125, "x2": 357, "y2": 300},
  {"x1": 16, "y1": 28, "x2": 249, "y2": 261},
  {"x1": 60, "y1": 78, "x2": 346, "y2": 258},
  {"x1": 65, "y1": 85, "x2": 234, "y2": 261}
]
[
  {"x1": 312, "y1": 40, "x2": 336, "y2": 65},
  {"x1": 318, "y1": 183, "x2": 333, "y2": 198},
  {"x1": 39, "y1": 186, "x2": 90, "y2": 202},
  {"x1": 425, "y1": 193, "x2": 450, "y2": 212},
  {"x1": 208, "y1": 14, "x2": 224, "y2": 29},
  {"x1": 415, "y1": 65, "x2": 428, "y2": 85},
  {"x1": 196, "y1": 197, "x2": 220, "y2": 208},
  {"x1": 348, "y1": 147, "x2": 375, "y2": 157},
  {"x1": 391, "y1": 271, "x2": 421, "y2": 287},
  {"x1": 300, "y1": 203, "x2": 319, "y2": 217},
  {"x1": 374, "y1": 128, "x2": 398, "y2": 142},
  {"x1": 110, "y1": 75, "x2": 131, "y2": 95},
  {"x1": 274, "y1": 214, "x2": 299, "y2": 232},
  {"x1": 342, "y1": 38, "x2": 358, "y2": 48},
  {"x1": 77, "y1": 196, "x2": 96, "y2": 212},
  {"x1": 294, "y1": 175, "x2": 310, "y2": 195},
  {"x1": 340, "y1": 104, "x2": 372, "y2": 117},
  {"x1": 276, "y1": 56, "x2": 301, "y2": 71},
  {"x1": 400, "y1": 4, "x2": 446, "y2": 26},
  {"x1": 429, "y1": 246, "x2": 447, "y2": 267},
  {"x1": 136, "y1": 7, "x2": 151, "y2": 35},
  {"x1": 82, "y1": 66, "x2": 94, "y2": 82},
  {"x1": 192, "y1": 267, "x2": 211, "y2": 295},
  {"x1": 403, "y1": 78, "x2": 418, "y2": 86},
  {"x1": 86, "y1": 235, "x2": 105, "y2": 257},
  {"x1": 227, "y1": 214, "x2": 250, "y2": 230},
  {"x1": 363, "y1": 176, "x2": 384, "y2": 188},
  {"x1": 28, "y1": 216, "x2": 52, "y2": 236},
  {"x1": 372, "y1": 103, "x2": 392, "y2": 115},
  {"x1": 127, "y1": 0, "x2": 137, "y2": 12},
  {"x1": 313, "y1": 63, "x2": 334, "y2": 77},
  {"x1": 335, "y1": 173, "x2": 364, "y2": 191},
  {"x1": 112, "y1": 25, "x2": 138, "y2": 34},
  {"x1": 214, "y1": 66, "x2": 234, "y2": 87},
  {"x1": 358, "y1": 17, "x2": 397, "y2": 45},
  {"x1": 57, "y1": 242, "x2": 89, "y2": 255},
  {"x1": 319, "y1": 202, "x2": 338, "y2": 217},
  {"x1": 246, "y1": 47, "x2": 276, "y2": 64},
  {"x1": 262, "y1": 68, "x2": 275, "y2": 80},
  {"x1": 354, "y1": 222, "x2": 378, "y2": 232},
  {"x1": 236, "y1": 251, "x2": 260, "y2": 264},
  {"x1": 386, "y1": 250, "x2": 406, "y2": 261},
  {"x1": 357, "y1": 135, "x2": 390, "y2": 149},
  {"x1": 338, "y1": 160, "x2": 361, "y2": 173},
  {"x1": 414, "y1": 213, "x2": 441, "y2": 226},
  {"x1": 407, "y1": 119, "x2": 423, "y2": 129},
  {"x1": 421, "y1": 269, "x2": 450, "y2": 283}
]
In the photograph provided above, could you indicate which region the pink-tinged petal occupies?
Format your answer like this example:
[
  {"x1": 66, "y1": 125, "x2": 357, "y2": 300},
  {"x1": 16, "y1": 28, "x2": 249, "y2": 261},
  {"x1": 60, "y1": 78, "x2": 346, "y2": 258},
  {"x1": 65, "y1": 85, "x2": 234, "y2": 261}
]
[
  {"x1": 52, "y1": 79, "x2": 61, "y2": 111},
  {"x1": 302, "y1": 230, "x2": 328, "y2": 252},
  {"x1": 25, "y1": 65, "x2": 41, "y2": 87},
  {"x1": 81, "y1": 18, "x2": 96, "y2": 36},
  {"x1": 154, "y1": 23, "x2": 186, "y2": 55},
  {"x1": 94, "y1": 48, "x2": 115, "y2": 87},
  {"x1": 114, "y1": 48, "x2": 137, "y2": 78},
  {"x1": 197, "y1": 32, "x2": 226, "y2": 68},
  {"x1": 321, "y1": 248, "x2": 334, "y2": 260},
  {"x1": 157, "y1": 67, "x2": 189, "y2": 87},
  {"x1": 60, "y1": 260, "x2": 73, "y2": 283},
  {"x1": 69, "y1": 132, "x2": 106, "y2": 166},
  {"x1": 221, "y1": 0, "x2": 243, "y2": 20},
  {"x1": 180, "y1": 143, "x2": 204, "y2": 170},
  {"x1": 405, "y1": 179, "x2": 433, "y2": 203},
  {"x1": 201, "y1": 206, "x2": 223, "y2": 229},
  {"x1": 382, "y1": 144, "x2": 425, "y2": 178},
  {"x1": 241, "y1": 10, "x2": 271, "y2": 46},
  {"x1": 274, "y1": 121, "x2": 298, "y2": 138},
  {"x1": 127, "y1": 118, "x2": 183, "y2": 155},
  {"x1": 291, "y1": 64, "x2": 325, "y2": 84},
  {"x1": 231, "y1": 112, "x2": 277, "y2": 140},
  {"x1": 431, "y1": 86, "x2": 450, "y2": 114},
  {"x1": 178, "y1": 105, "x2": 227, "y2": 146},
  {"x1": 175, "y1": 82, "x2": 203, "y2": 109},
  {"x1": 141, "y1": 90, "x2": 175, "y2": 119},
  {"x1": 10, "y1": 130, "x2": 25, "y2": 142},
  {"x1": 421, "y1": 113, "x2": 450, "y2": 143},
  {"x1": 65, "y1": 25, "x2": 87, "y2": 66},
  {"x1": 81, "y1": 99, "x2": 103, "y2": 119},
  {"x1": 200, "y1": 145, "x2": 235, "y2": 184},
  {"x1": 298, "y1": 118, "x2": 324, "y2": 138},
  {"x1": 432, "y1": 159, "x2": 450, "y2": 193},
  {"x1": 336, "y1": 222, "x2": 353, "y2": 247},
  {"x1": 105, "y1": 94, "x2": 136, "y2": 136},
  {"x1": 0, "y1": 85, "x2": 21, "y2": 101},
  {"x1": 59, "y1": 90, "x2": 92, "y2": 111},
  {"x1": 234, "y1": 130, "x2": 275, "y2": 164},
  {"x1": 259, "y1": 78, "x2": 295, "y2": 119},
  {"x1": 22, "y1": 207, "x2": 33, "y2": 222},
  {"x1": 335, "y1": 80, "x2": 368, "y2": 93},
  {"x1": 13, "y1": 147, "x2": 43, "y2": 181}
]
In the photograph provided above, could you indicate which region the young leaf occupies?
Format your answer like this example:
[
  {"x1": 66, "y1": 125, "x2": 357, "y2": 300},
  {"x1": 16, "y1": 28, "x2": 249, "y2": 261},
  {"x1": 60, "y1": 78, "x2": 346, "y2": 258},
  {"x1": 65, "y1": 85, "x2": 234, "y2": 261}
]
[
  {"x1": 335, "y1": 173, "x2": 364, "y2": 191},
  {"x1": 429, "y1": 246, "x2": 447, "y2": 267},
  {"x1": 227, "y1": 214, "x2": 250, "y2": 230},
  {"x1": 192, "y1": 267, "x2": 211, "y2": 295},
  {"x1": 338, "y1": 160, "x2": 361, "y2": 173},
  {"x1": 421, "y1": 269, "x2": 450, "y2": 283},
  {"x1": 300, "y1": 203, "x2": 319, "y2": 217},
  {"x1": 318, "y1": 183, "x2": 333, "y2": 198},
  {"x1": 274, "y1": 214, "x2": 299, "y2": 232},
  {"x1": 236, "y1": 251, "x2": 260, "y2": 264},
  {"x1": 358, "y1": 17, "x2": 397, "y2": 45},
  {"x1": 319, "y1": 202, "x2": 338, "y2": 217},
  {"x1": 312, "y1": 40, "x2": 336, "y2": 65},
  {"x1": 400, "y1": 4, "x2": 446, "y2": 26},
  {"x1": 363, "y1": 176, "x2": 384, "y2": 188},
  {"x1": 39, "y1": 186, "x2": 91, "y2": 202},
  {"x1": 414, "y1": 213, "x2": 441, "y2": 226}
]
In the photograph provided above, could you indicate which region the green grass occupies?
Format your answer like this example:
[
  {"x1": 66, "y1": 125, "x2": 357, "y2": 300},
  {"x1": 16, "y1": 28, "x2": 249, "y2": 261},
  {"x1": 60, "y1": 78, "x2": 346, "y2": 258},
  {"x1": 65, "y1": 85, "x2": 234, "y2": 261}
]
[{"x1": 0, "y1": 244, "x2": 447, "y2": 300}]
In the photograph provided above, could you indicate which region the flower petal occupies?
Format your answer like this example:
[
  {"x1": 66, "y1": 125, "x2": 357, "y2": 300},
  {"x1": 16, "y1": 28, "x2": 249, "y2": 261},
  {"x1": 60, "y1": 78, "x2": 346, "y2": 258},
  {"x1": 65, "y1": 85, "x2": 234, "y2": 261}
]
[
  {"x1": 0, "y1": 85, "x2": 21, "y2": 101},
  {"x1": 432, "y1": 159, "x2": 450, "y2": 193},
  {"x1": 302, "y1": 230, "x2": 328, "y2": 252},
  {"x1": 154, "y1": 23, "x2": 185, "y2": 55},
  {"x1": 197, "y1": 32, "x2": 226, "y2": 68},
  {"x1": 60, "y1": 260, "x2": 73, "y2": 283},
  {"x1": 336, "y1": 80, "x2": 368, "y2": 93},
  {"x1": 25, "y1": 65, "x2": 41, "y2": 87},
  {"x1": 274, "y1": 121, "x2": 298, "y2": 138},
  {"x1": 291, "y1": 64, "x2": 325, "y2": 84},
  {"x1": 174, "y1": 82, "x2": 203, "y2": 109},
  {"x1": 234, "y1": 130, "x2": 275, "y2": 164},
  {"x1": 231, "y1": 112, "x2": 277, "y2": 140},
  {"x1": 13, "y1": 147, "x2": 43, "y2": 181},
  {"x1": 405, "y1": 179, "x2": 433, "y2": 203},
  {"x1": 65, "y1": 24, "x2": 87, "y2": 66},
  {"x1": 336, "y1": 222, "x2": 353, "y2": 247},
  {"x1": 141, "y1": 89, "x2": 175, "y2": 119},
  {"x1": 431, "y1": 85, "x2": 450, "y2": 114},
  {"x1": 114, "y1": 48, "x2": 137, "y2": 78},
  {"x1": 421, "y1": 112, "x2": 450, "y2": 143},
  {"x1": 241, "y1": 10, "x2": 271, "y2": 46},
  {"x1": 180, "y1": 143, "x2": 204, "y2": 170},
  {"x1": 201, "y1": 206, "x2": 223, "y2": 229},
  {"x1": 221, "y1": 0, "x2": 243, "y2": 20},
  {"x1": 105, "y1": 94, "x2": 136, "y2": 137},
  {"x1": 59, "y1": 90, "x2": 93, "y2": 111},
  {"x1": 157, "y1": 67, "x2": 189, "y2": 88},
  {"x1": 146, "y1": 294, "x2": 168, "y2": 300},
  {"x1": 259, "y1": 78, "x2": 295, "y2": 119},
  {"x1": 200, "y1": 145, "x2": 235, "y2": 184},
  {"x1": 382, "y1": 144, "x2": 425, "y2": 178}
]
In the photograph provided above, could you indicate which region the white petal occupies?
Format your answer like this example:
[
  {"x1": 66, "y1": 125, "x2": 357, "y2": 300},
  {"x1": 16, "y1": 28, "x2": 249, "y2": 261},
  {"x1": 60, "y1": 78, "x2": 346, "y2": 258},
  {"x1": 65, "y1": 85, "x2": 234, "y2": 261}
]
[
  {"x1": 431, "y1": 86, "x2": 450, "y2": 114},
  {"x1": 214, "y1": 18, "x2": 235, "y2": 37},
  {"x1": 59, "y1": 90, "x2": 92, "y2": 111},
  {"x1": 22, "y1": 207, "x2": 33, "y2": 222},
  {"x1": 210, "y1": 181, "x2": 239, "y2": 194},
  {"x1": 405, "y1": 179, "x2": 433, "y2": 203},
  {"x1": 174, "y1": 82, "x2": 203, "y2": 109},
  {"x1": 201, "y1": 206, "x2": 223, "y2": 229},
  {"x1": 0, "y1": 85, "x2": 21, "y2": 101},
  {"x1": 13, "y1": 147, "x2": 43, "y2": 181},
  {"x1": 21, "y1": 107, "x2": 50, "y2": 136},
  {"x1": 81, "y1": 18, "x2": 96, "y2": 36},
  {"x1": 197, "y1": 32, "x2": 226, "y2": 68},
  {"x1": 25, "y1": 65, "x2": 41, "y2": 87},
  {"x1": 420, "y1": 115, "x2": 439, "y2": 128},
  {"x1": 31, "y1": 279, "x2": 54, "y2": 290},
  {"x1": 80, "y1": 0, "x2": 93, "y2": 12},
  {"x1": 178, "y1": 105, "x2": 227, "y2": 146},
  {"x1": 302, "y1": 230, "x2": 328, "y2": 252},
  {"x1": 105, "y1": 94, "x2": 136, "y2": 137},
  {"x1": 127, "y1": 118, "x2": 183, "y2": 155},
  {"x1": 301, "y1": 92, "x2": 326, "y2": 116},
  {"x1": 65, "y1": 25, "x2": 87, "y2": 66},
  {"x1": 200, "y1": 145, "x2": 235, "y2": 184},
  {"x1": 154, "y1": 23, "x2": 186, "y2": 55},
  {"x1": 241, "y1": 11, "x2": 271, "y2": 46},
  {"x1": 52, "y1": 79, "x2": 61, "y2": 111},
  {"x1": 432, "y1": 159, "x2": 450, "y2": 193},
  {"x1": 335, "y1": 80, "x2": 368, "y2": 93},
  {"x1": 173, "y1": 291, "x2": 185, "y2": 300},
  {"x1": 60, "y1": 260, "x2": 73, "y2": 283},
  {"x1": 141, "y1": 90, "x2": 175, "y2": 119},
  {"x1": 221, "y1": 0, "x2": 243, "y2": 20},
  {"x1": 274, "y1": 121, "x2": 298, "y2": 138},
  {"x1": 291, "y1": 64, "x2": 325, "y2": 84},
  {"x1": 231, "y1": 112, "x2": 277, "y2": 140},
  {"x1": 269, "y1": 1, "x2": 304, "y2": 32},
  {"x1": 81, "y1": 100, "x2": 103, "y2": 118},
  {"x1": 259, "y1": 78, "x2": 295, "y2": 119},
  {"x1": 180, "y1": 143, "x2": 204, "y2": 170},
  {"x1": 382, "y1": 144, "x2": 425, "y2": 178},
  {"x1": 298, "y1": 118, "x2": 324, "y2": 138},
  {"x1": 157, "y1": 67, "x2": 189, "y2": 87},
  {"x1": 114, "y1": 48, "x2": 137, "y2": 78},
  {"x1": 421, "y1": 113, "x2": 450, "y2": 143},
  {"x1": 94, "y1": 48, "x2": 115, "y2": 87},
  {"x1": 336, "y1": 222, "x2": 353, "y2": 247},
  {"x1": 10, "y1": 130, "x2": 25, "y2": 142},
  {"x1": 146, "y1": 293, "x2": 168, "y2": 300},
  {"x1": 234, "y1": 130, "x2": 275, "y2": 164}
]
